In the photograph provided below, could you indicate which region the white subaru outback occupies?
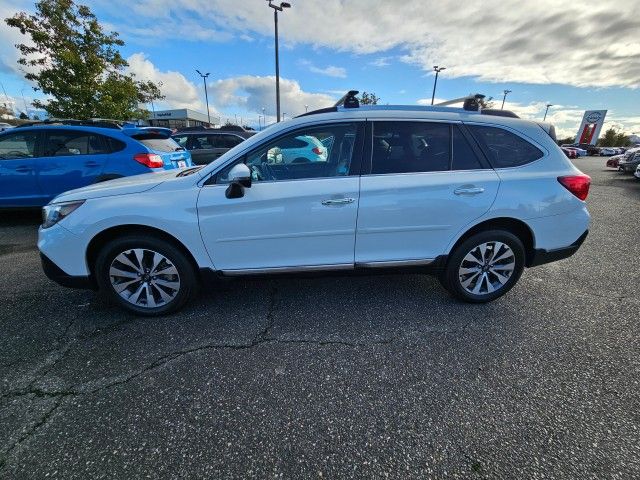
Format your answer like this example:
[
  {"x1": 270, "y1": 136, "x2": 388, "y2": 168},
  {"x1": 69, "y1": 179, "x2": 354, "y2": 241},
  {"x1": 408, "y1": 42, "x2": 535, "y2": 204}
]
[{"x1": 38, "y1": 93, "x2": 591, "y2": 316}]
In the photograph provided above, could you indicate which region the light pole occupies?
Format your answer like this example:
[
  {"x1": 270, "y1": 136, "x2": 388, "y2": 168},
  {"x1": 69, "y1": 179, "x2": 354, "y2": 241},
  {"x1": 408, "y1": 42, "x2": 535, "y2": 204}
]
[
  {"x1": 305, "y1": 104, "x2": 309, "y2": 112},
  {"x1": 267, "y1": 1, "x2": 291, "y2": 122},
  {"x1": 20, "y1": 87, "x2": 29, "y2": 118},
  {"x1": 431, "y1": 65, "x2": 446, "y2": 105},
  {"x1": 501, "y1": 89, "x2": 512, "y2": 110},
  {"x1": 196, "y1": 70, "x2": 211, "y2": 124},
  {"x1": 543, "y1": 103, "x2": 553, "y2": 121}
]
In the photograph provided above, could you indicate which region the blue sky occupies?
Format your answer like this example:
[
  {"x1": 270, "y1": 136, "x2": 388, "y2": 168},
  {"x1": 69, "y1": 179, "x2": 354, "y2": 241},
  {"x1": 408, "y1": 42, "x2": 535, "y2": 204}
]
[{"x1": 2, "y1": 0, "x2": 640, "y2": 138}]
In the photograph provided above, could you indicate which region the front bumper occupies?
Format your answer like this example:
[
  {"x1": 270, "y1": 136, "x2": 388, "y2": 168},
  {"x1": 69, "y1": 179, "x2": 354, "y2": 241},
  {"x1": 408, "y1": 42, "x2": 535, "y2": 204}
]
[
  {"x1": 40, "y1": 253, "x2": 95, "y2": 289},
  {"x1": 527, "y1": 230, "x2": 588, "y2": 267}
]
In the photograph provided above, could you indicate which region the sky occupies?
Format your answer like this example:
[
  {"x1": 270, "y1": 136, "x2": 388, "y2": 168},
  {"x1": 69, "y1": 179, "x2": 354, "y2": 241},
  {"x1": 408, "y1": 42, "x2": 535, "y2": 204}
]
[{"x1": 1, "y1": 0, "x2": 640, "y2": 139}]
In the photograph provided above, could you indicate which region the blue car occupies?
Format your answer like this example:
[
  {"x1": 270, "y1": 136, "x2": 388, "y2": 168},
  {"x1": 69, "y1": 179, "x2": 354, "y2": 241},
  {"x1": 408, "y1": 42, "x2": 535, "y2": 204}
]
[{"x1": 0, "y1": 120, "x2": 193, "y2": 208}]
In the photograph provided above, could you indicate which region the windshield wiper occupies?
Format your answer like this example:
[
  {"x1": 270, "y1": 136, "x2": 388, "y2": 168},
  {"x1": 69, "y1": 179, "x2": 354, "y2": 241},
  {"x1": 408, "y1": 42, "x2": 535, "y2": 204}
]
[{"x1": 177, "y1": 166, "x2": 203, "y2": 177}]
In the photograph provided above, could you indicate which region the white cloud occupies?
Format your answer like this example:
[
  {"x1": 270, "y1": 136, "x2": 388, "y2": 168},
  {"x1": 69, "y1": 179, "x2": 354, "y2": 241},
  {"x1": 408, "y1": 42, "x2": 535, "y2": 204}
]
[
  {"x1": 103, "y1": 0, "x2": 640, "y2": 89},
  {"x1": 299, "y1": 60, "x2": 346, "y2": 78},
  {"x1": 209, "y1": 75, "x2": 336, "y2": 117},
  {"x1": 370, "y1": 57, "x2": 392, "y2": 67},
  {"x1": 126, "y1": 53, "x2": 207, "y2": 112}
]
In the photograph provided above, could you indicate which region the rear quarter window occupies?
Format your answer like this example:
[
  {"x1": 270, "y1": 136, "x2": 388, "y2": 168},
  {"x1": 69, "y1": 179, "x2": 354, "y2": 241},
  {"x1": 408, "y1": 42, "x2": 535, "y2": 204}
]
[{"x1": 468, "y1": 125, "x2": 543, "y2": 168}]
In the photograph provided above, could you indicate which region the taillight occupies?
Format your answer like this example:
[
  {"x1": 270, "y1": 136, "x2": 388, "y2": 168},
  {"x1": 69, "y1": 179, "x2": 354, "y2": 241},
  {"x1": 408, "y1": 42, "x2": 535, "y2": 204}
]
[
  {"x1": 312, "y1": 147, "x2": 323, "y2": 155},
  {"x1": 558, "y1": 174, "x2": 591, "y2": 201},
  {"x1": 134, "y1": 153, "x2": 164, "y2": 168}
]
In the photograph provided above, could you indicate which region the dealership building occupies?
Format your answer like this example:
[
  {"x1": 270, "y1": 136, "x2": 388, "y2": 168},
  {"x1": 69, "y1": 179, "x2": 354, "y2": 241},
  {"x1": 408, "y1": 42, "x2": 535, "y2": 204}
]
[{"x1": 146, "y1": 109, "x2": 221, "y2": 129}]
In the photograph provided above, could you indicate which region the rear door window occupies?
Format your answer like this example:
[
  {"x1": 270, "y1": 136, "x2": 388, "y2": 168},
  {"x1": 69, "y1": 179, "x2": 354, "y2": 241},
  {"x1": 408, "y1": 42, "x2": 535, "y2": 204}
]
[
  {"x1": 192, "y1": 136, "x2": 218, "y2": 150},
  {"x1": 371, "y1": 121, "x2": 450, "y2": 174},
  {"x1": 467, "y1": 125, "x2": 543, "y2": 168},
  {"x1": 45, "y1": 130, "x2": 109, "y2": 156}
]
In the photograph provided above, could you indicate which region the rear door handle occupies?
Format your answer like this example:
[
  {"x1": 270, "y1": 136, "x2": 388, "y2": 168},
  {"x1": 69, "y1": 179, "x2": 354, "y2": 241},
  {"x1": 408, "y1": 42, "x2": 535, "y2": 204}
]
[
  {"x1": 454, "y1": 186, "x2": 485, "y2": 195},
  {"x1": 84, "y1": 161, "x2": 100, "y2": 167},
  {"x1": 321, "y1": 197, "x2": 355, "y2": 206},
  {"x1": 15, "y1": 166, "x2": 32, "y2": 173}
]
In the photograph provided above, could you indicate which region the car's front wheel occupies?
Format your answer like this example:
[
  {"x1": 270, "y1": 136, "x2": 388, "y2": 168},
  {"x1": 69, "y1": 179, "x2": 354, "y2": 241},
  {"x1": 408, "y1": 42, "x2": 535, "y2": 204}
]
[
  {"x1": 440, "y1": 230, "x2": 525, "y2": 303},
  {"x1": 95, "y1": 235, "x2": 197, "y2": 316}
]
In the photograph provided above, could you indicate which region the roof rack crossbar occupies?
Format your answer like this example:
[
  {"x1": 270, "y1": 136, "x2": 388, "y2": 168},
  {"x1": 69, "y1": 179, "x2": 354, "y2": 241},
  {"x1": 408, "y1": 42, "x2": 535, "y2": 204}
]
[{"x1": 435, "y1": 93, "x2": 486, "y2": 111}]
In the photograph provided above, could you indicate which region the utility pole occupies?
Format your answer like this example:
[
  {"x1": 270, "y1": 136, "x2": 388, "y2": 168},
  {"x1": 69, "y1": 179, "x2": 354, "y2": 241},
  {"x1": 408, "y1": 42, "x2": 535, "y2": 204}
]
[
  {"x1": 431, "y1": 66, "x2": 446, "y2": 105},
  {"x1": 267, "y1": 1, "x2": 291, "y2": 122},
  {"x1": 501, "y1": 89, "x2": 512, "y2": 110},
  {"x1": 543, "y1": 103, "x2": 553, "y2": 121},
  {"x1": 196, "y1": 70, "x2": 211, "y2": 124}
]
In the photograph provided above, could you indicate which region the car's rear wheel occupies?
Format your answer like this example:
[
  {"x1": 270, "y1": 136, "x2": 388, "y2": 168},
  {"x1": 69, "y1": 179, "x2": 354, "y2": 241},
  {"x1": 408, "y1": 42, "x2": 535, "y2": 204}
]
[
  {"x1": 95, "y1": 235, "x2": 197, "y2": 316},
  {"x1": 439, "y1": 230, "x2": 525, "y2": 303}
]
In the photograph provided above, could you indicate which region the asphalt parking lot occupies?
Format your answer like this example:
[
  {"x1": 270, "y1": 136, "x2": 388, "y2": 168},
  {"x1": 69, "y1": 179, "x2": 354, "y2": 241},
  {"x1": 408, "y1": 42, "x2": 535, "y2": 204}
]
[{"x1": 1, "y1": 156, "x2": 639, "y2": 479}]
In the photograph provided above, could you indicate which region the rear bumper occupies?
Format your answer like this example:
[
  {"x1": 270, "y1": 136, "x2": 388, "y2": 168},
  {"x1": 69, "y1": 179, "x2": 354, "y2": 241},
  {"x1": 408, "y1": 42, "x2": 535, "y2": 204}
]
[
  {"x1": 527, "y1": 230, "x2": 588, "y2": 267},
  {"x1": 40, "y1": 253, "x2": 95, "y2": 289}
]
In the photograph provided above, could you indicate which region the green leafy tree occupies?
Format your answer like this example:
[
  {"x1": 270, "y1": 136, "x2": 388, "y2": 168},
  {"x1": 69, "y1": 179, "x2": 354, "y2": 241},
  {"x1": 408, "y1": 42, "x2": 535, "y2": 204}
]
[
  {"x1": 557, "y1": 136, "x2": 576, "y2": 145},
  {"x1": 6, "y1": 0, "x2": 163, "y2": 120},
  {"x1": 358, "y1": 91, "x2": 380, "y2": 105},
  {"x1": 597, "y1": 127, "x2": 630, "y2": 147}
]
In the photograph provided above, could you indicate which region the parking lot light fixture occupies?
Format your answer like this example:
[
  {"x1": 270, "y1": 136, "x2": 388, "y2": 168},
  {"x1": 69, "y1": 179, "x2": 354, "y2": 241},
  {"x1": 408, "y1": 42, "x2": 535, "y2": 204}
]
[
  {"x1": 267, "y1": 1, "x2": 291, "y2": 122},
  {"x1": 543, "y1": 103, "x2": 553, "y2": 121},
  {"x1": 501, "y1": 89, "x2": 512, "y2": 110},
  {"x1": 431, "y1": 66, "x2": 446, "y2": 105},
  {"x1": 196, "y1": 70, "x2": 211, "y2": 125}
]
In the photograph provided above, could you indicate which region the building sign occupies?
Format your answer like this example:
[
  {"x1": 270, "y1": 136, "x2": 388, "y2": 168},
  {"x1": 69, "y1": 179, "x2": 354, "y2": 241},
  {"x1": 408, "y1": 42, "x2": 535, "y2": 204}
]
[
  {"x1": 157, "y1": 112, "x2": 173, "y2": 117},
  {"x1": 575, "y1": 110, "x2": 607, "y2": 145}
]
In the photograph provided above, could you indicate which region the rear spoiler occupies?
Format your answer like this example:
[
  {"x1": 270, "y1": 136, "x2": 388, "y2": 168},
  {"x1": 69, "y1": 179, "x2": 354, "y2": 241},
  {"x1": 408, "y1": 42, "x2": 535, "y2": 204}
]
[
  {"x1": 536, "y1": 122, "x2": 557, "y2": 142},
  {"x1": 121, "y1": 126, "x2": 173, "y2": 139}
]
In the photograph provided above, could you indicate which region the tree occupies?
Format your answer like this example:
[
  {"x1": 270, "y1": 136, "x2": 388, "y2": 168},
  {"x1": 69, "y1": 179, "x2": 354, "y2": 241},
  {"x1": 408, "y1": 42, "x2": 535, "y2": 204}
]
[
  {"x1": 6, "y1": 0, "x2": 163, "y2": 120},
  {"x1": 478, "y1": 96, "x2": 494, "y2": 109},
  {"x1": 597, "y1": 127, "x2": 630, "y2": 147},
  {"x1": 19, "y1": 111, "x2": 29, "y2": 119},
  {"x1": 358, "y1": 91, "x2": 380, "y2": 105},
  {"x1": 0, "y1": 105, "x2": 13, "y2": 118},
  {"x1": 557, "y1": 136, "x2": 575, "y2": 145}
]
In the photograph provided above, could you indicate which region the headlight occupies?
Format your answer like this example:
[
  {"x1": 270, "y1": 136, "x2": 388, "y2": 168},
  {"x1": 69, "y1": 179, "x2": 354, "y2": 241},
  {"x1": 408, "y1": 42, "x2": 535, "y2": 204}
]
[{"x1": 41, "y1": 200, "x2": 85, "y2": 229}]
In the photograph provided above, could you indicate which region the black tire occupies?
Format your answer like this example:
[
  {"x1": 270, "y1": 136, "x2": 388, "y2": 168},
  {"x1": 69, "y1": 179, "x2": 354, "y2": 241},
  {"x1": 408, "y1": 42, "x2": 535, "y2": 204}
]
[
  {"x1": 95, "y1": 234, "x2": 197, "y2": 316},
  {"x1": 439, "y1": 230, "x2": 525, "y2": 303}
]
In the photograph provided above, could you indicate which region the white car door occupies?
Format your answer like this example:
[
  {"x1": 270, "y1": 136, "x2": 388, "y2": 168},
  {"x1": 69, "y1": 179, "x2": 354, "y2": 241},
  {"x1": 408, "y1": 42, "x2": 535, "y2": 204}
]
[
  {"x1": 197, "y1": 122, "x2": 364, "y2": 272},
  {"x1": 355, "y1": 120, "x2": 500, "y2": 264}
]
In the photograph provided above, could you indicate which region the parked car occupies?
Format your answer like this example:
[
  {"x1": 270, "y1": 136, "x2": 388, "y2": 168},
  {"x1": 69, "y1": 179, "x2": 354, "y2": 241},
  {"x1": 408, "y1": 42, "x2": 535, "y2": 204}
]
[
  {"x1": 618, "y1": 151, "x2": 640, "y2": 174},
  {"x1": 561, "y1": 145, "x2": 587, "y2": 157},
  {"x1": 266, "y1": 134, "x2": 328, "y2": 164},
  {"x1": 38, "y1": 94, "x2": 591, "y2": 316},
  {"x1": 606, "y1": 154, "x2": 623, "y2": 168},
  {"x1": 561, "y1": 143, "x2": 598, "y2": 156},
  {"x1": 561, "y1": 147, "x2": 577, "y2": 159},
  {"x1": 0, "y1": 119, "x2": 192, "y2": 208},
  {"x1": 635, "y1": 163, "x2": 640, "y2": 180},
  {"x1": 0, "y1": 122, "x2": 14, "y2": 132},
  {"x1": 600, "y1": 147, "x2": 619, "y2": 156},
  {"x1": 171, "y1": 130, "x2": 252, "y2": 165}
]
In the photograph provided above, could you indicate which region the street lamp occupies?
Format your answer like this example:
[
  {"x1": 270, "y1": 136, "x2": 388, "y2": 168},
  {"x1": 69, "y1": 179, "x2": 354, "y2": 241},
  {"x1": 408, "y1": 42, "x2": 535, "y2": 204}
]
[
  {"x1": 431, "y1": 65, "x2": 446, "y2": 105},
  {"x1": 20, "y1": 87, "x2": 29, "y2": 118},
  {"x1": 543, "y1": 103, "x2": 553, "y2": 121},
  {"x1": 196, "y1": 69, "x2": 211, "y2": 124},
  {"x1": 266, "y1": 0, "x2": 291, "y2": 122},
  {"x1": 305, "y1": 104, "x2": 309, "y2": 112},
  {"x1": 501, "y1": 89, "x2": 512, "y2": 110}
]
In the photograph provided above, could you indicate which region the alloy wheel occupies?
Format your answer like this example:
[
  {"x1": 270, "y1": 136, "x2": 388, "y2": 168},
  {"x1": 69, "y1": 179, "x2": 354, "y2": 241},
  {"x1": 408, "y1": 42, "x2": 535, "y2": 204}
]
[
  {"x1": 108, "y1": 248, "x2": 181, "y2": 308},
  {"x1": 458, "y1": 241, "x2": 515, "y2": 296}
]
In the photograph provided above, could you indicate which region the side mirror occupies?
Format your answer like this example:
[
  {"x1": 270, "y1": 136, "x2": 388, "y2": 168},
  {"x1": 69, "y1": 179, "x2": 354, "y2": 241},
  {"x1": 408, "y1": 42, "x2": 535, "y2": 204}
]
[
  {"x1": 225, "y1": 163, "x2": 251, "y2": 199},
  {"x1": 227, "y1": 163, "x2": 252, "y2": 187}
]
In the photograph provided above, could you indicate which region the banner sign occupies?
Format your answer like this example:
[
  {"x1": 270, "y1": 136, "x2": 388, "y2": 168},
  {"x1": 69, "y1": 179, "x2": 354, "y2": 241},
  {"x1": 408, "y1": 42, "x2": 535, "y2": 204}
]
[{"x1": 575, "y1": 110, "x2": 607, "y2": 145}]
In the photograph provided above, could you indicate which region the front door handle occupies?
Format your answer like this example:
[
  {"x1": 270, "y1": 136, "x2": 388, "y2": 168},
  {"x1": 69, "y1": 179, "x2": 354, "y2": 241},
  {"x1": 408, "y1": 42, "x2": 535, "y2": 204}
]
[
  {"x1": 15, "y1": 166, "x2": 32, "y2": 173},
  {"x1": 84, "y1": 161, "x2": 100, "y2": 167},
  {"x1": 321, "y1": 197, "x2": 355, "y2": 206},
  {"x1": 454, "y1": 186, "x2": 485, "y2": 195}
]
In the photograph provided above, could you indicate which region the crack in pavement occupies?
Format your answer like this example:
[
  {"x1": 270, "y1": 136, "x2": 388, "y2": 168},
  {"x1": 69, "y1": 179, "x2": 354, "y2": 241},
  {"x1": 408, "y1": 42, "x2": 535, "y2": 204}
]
[{"x1": 0, "y1": 399, "x2": 61, "y2": 472}]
